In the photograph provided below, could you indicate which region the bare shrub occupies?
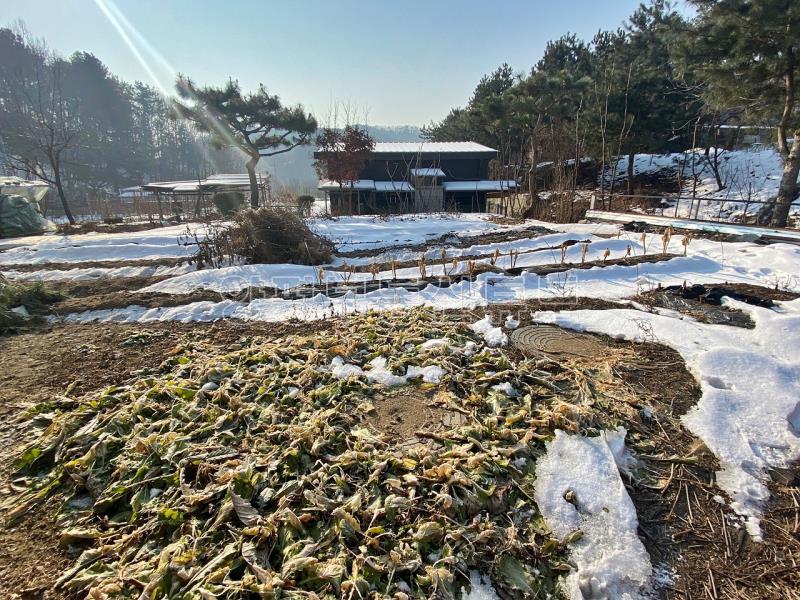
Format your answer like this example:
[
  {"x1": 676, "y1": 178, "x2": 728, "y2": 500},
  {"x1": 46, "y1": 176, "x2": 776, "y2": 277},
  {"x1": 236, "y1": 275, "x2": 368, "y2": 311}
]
[
  {"x1": 193, "y1": 208, "x2": 334, "y2": 268},
  {"x1": 212, "y1": 191, "x2": 246, "y2": 217},
  {"x1": 296, "y1": 195, "x2": 315, "y2": 217}
]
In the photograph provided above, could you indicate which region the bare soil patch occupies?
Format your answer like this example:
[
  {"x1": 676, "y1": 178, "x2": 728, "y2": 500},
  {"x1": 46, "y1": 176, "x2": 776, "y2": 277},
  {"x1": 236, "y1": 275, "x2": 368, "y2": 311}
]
[
  {"x1": 50, "y1": 288, "x2": 224, "y2": 313},
  {"x1": 365, "y1": 388, "x2": 466, "y2": 442},
  {"x1": 54, "y1": 221, "x2": 181, "y2": 236},
  {"x1": 636, "y1": 282, "x2": 800, "y2": 328},
  {"x1": 0, "y1": 257, "x2": 187, "y2": 272}
]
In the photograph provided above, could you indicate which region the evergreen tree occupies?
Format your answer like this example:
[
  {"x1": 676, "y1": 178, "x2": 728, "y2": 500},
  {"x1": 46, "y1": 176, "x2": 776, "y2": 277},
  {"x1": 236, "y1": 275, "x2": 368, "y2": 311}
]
[
  {"x1": 508, "y1": 35, "x2": 593, "y2": 194},
  {"x1": 679, "y1": 0, "x2": 800, "y2": 226},
  {"x1": 615, "y1": 1, "x2": 696, "y2": 194},
  {"x1": 174, "y1": 78, "x2": 317, "y2": 208},
  {"x1": 421, "y1": 63, "x2": 517, "y2": 148},
  {"x1": 61, "y1": 52, "x2": 136, "y2": 196}
]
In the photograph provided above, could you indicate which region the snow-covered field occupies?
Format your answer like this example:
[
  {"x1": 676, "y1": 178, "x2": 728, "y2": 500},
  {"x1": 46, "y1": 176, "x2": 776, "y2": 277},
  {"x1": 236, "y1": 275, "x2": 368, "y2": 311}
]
[
  {"x1": 2, "y1": 211, "x2": 800, "y2": 597},
  {"x1": 41, "y1": 225, "x2": 798, "y2": 324},
  {"x1": 607, "y1": 147, "x2": 800, "y2": 222},
  {"x1": 0, "y1": 224, "x2": 204, "y2": 265}
]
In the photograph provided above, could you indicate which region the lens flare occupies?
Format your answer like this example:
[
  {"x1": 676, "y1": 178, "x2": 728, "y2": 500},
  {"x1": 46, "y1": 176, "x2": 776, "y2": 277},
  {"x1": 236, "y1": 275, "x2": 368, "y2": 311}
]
[{"x1": 93, "y1": 0, "x2": 243, "y2": 168}]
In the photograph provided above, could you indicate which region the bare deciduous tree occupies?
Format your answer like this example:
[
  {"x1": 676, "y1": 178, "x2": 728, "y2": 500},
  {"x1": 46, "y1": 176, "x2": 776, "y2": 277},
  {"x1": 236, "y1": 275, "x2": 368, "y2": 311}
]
[{"x1": 0, "y1": 28, "x2": 78, "y2": 223}]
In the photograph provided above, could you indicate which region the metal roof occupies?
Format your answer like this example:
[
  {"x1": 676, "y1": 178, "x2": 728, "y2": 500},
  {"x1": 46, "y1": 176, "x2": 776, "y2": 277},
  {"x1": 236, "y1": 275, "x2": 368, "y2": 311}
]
[
  {"x1": 0, "y1": 176, "x2": 49, "y2": 189},
  {"x1": 138, "y1": 174, "x2": 259, "y2": 193},
  {"x1": 374, "y1": 181, "x2": 414, "y2": 192},
  {"x1": 410, "y1": 168, "x2": 446, "y2": 177},
  {"x1": 443, "y1": 180, "x2": 517, "y2": 192},
  {"x1": 318, "y1": 180, "x2": 376, "y2": 191},
  {"x1": 318, "y1": 180, "x2": 415, "y2": 192},
  {"x1": 371, "y1": 142, "x2": 497, "y2": 154}
]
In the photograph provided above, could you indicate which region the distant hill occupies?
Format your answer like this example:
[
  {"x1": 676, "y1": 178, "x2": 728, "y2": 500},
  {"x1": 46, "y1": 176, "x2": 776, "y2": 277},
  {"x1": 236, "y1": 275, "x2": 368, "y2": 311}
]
[{"x1": 263, "y1": 125, "x2": 422, "y2": 192}]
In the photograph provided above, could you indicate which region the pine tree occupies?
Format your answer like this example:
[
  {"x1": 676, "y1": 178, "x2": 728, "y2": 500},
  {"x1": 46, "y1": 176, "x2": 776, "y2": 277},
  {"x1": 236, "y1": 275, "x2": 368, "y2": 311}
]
[
  {"x1": 421, "y1": 64, "x2": 517, "y2": 148},
  {"x1": 616, "y1": 1, "x2": 696, "y2": 195},
  {"x1": 680, "y1": 0, "x2": 800, "y2": 226},
  {"x1": 174, "y1": 78, "x2": 317, "y2": 208}
]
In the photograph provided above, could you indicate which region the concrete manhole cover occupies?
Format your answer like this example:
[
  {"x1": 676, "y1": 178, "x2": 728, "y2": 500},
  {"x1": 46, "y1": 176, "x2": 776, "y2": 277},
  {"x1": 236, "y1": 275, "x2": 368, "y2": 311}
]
[{"x1": 510, "y1": 325, "x2": 606, "y2": 357}]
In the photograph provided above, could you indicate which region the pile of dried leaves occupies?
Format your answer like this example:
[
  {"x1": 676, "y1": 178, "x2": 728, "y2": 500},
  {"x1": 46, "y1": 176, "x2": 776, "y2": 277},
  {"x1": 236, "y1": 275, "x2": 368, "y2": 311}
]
[{"x1": 6, "y1": 309, "x2": 635, "y2": 599}]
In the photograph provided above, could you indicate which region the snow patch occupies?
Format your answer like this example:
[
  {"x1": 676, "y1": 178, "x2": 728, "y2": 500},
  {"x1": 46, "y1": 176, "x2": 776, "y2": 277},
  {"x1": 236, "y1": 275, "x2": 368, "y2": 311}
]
[
  {"x1": 534, "y1": 429, "x2": 652, "y2": 599},
  {"x1": 330, "y1": 356, "x2": 364, "y2": 380},
  {"x1": 491, "y1": 382, "x2": 519, "y2": 397},
  {"x1": 535, "y1": 299, "x2": 800, "y2": 541},
  {"x1": 470, "y1": 315, "x2": 508, "y2": 347},
  {"x1": 328, "y1": 356, "x2": 445, "y2": 386},
  {"x1": 463, "y1": 571, "x2": 501, "y2": 600}
]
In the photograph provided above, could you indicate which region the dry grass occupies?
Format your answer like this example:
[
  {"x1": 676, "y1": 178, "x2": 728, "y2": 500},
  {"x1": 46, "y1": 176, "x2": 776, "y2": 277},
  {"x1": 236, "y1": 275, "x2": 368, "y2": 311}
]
[
  {"x1": 0, "y1": 276, "x2": 64, "y2": 334},
  {"x1": 192, "y1": 208, "x2": 335, "y2": 268}
]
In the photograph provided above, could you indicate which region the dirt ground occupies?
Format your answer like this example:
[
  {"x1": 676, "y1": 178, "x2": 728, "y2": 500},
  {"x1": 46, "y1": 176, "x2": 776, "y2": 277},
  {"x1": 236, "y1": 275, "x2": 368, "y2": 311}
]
[
  {"x1": 0, "y1": 291, "x2": 797, "y2": 598},
  {"x1": 365, "y1": 388, "x2": 467, "y2": 443}
]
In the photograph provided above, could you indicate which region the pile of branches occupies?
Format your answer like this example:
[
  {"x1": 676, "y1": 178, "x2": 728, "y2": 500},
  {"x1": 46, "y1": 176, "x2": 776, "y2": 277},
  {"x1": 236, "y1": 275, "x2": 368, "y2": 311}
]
[
  {"x1": 7, "y1": 309, "x2": 635, "y2": 598},
  {"x1": 188, "y1": 208, "x2": 335, "y2": 268}
]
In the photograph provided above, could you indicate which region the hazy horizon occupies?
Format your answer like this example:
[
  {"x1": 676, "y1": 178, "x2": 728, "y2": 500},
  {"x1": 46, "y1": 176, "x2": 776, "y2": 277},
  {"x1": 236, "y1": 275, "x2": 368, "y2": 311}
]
[{"x1": 3, "y1": 0, "x2": 690, "y2": 126}]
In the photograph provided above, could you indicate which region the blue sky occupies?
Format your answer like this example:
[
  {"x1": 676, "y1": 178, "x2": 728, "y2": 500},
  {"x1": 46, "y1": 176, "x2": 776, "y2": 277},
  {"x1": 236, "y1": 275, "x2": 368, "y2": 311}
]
[{"x1": 2, "y1": 0, "x2": 685, "y2": 125}]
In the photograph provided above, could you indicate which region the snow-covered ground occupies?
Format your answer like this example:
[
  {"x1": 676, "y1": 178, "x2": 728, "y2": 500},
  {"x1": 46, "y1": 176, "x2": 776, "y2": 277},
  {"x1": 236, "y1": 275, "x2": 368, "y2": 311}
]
[
  {"x1": 308, "y1": 213, "x2": 532, "y2": 252},
  {"x1": 535, "y1": 428, "x2": 652, "y2": 598},
  {"x1": 0, "y1": 224, "x2": 206, "y2": 265},
  {"x1": 3, "y1": 263, "x2": 197, "y2": 282},
  {"x1": 535, "y1": 298, "x2": 800, "y2": 542},
  {"x1": 606, "y1": 148, "x2": 800, "y2": 222},
  {"x1": 53, "y1": 235, "x2": 800, "y2": 323},
  {"x1": 140, "y1": 234, "x2": 641, "y2": 295}
]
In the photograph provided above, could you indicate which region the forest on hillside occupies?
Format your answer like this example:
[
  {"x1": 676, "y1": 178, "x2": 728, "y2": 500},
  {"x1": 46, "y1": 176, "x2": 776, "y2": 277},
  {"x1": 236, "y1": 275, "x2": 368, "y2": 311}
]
[
  {"x1": 0, "y1": 23, "x2": 421, "y2": 206},
  {"x1": 423, "y1": 0, "x2": 800, "y2": 227},
  {"x1": 0, "y1": 26, "x2": 244, "y2": 201}
]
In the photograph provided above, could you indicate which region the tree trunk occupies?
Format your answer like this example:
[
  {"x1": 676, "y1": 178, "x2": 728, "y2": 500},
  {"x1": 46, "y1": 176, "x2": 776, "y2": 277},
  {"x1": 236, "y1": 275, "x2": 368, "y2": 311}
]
[
  {"x1": 626, "y1": 152, "x2": 635, "y2": 196},
  {"x1": 777, "y1": 49, "x2": 795, "y2": 156},
  {"x1": 711, "y1": 146, "x2": 724, "y2": 192},
  {"x1": 246, "y1": 156, "x2": 260, "y2": 209},
  {"x1": 52, "y1": 162, "x2": 75, "y2": 225},
  {"x1": 770, "y1": 129, "x2": 800, "y2": 228}
]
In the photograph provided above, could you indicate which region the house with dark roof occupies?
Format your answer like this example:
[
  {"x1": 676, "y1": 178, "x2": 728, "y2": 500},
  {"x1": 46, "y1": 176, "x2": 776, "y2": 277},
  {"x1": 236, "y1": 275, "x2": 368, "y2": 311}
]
[{"x1": 314, "y1": 141, "x2": 516, "y2": 214}]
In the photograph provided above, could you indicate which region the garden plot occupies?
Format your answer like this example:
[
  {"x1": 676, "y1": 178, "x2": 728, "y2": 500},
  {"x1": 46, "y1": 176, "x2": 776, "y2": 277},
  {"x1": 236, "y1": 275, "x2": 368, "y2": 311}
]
[
  {"x1": 54, "y1": 232, "x2": 800, "y2": 325},
  {"x1": 307, "y1": 213, "x2": 536, "y2": 252},
  {"x1": 138, "y1": 234, "x2": 640, "y2": 295},
  {"x1": 4, "y1": 308, "x2": 682, "y2": 599},
  {"x1": 0, "y1": 223, "x2": 207, "y2": 266},
  {"x1": 2, "y1": 212, "x2": 800, "y2": 598},
  {"x1": 3, "y1": 262, "x2": 196, "y2": 283}
]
